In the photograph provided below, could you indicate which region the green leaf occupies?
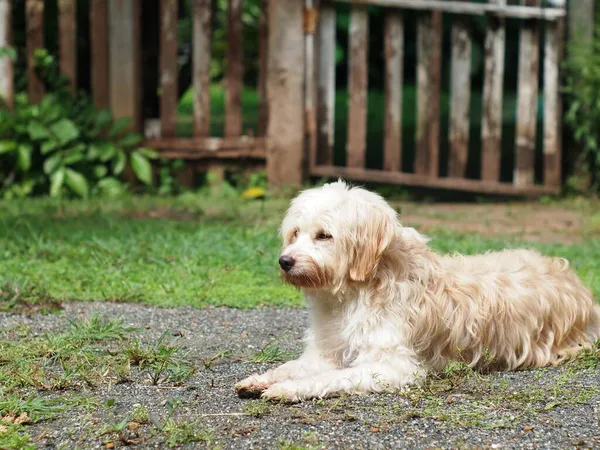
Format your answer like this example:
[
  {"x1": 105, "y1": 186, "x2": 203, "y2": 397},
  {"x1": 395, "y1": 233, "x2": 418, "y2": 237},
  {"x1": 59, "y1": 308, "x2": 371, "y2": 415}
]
[
  {"x1": 63, "y1": 144, "x2": 86, "y2": 165},
  {"x1": 96, "y1": 177, "x2": 125, "y2": 197},
  {"x1": 50, "y1": 168, "x2": 65, "y2": 197},
  {"x1": 0, "y1": 46, "x2": 17, "y2": 61},
  {"x1": 130, "y1": 151, "x2": 153, "y2": 185},
  {"x1": 43, "y1": 153, "x2": 62, "y2": 175},
  {"x1": 0, "y1": 140, "x2": 17, "y2": 154},
  {"x1": 27, "y1": 121, "x2": 49, "y2": 140},
  {"x1": 136, "y1": 147, "x2": 159, "y2": 159},
  {"x1": 94, "y1": 165, "x2": 108, "y2": 178},
  {"x1": 50, "y1": 118, "x2": 80, "y2": 145},
  {"x1": 109, "y1": 117, "x2": 132, "y2": 138},
  {"x1": 119, "y1": 133, "x2": 142, "y2": 147},
  {"x1": 17, "y1": 144, "x2": 33, "y2": 171},
  {"x1": 97, "y1": 142, "x2": 117, "y2": 162},
  {"x1": 41, "y1": 139, "x2": 59, "y2": 154},
  {"x1": 112, "y1": 151, "x2": 126, "y2": 175},
  {"x1": 65, "y1": 168, "x2": 89, "y2": 198},
  {"x1": 94, "y1": 109, "x2": 113, "y2": 130}
]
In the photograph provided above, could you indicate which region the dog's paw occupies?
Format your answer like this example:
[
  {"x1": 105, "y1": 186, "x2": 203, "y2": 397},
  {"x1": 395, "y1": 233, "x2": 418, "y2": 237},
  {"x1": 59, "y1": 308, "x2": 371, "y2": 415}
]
[
  {"x1": 235, "y1": 374, "x2": 272, "y2": 399},
  {"x1": 261, "y1": 381, "x2": 302, "y2": 403}
]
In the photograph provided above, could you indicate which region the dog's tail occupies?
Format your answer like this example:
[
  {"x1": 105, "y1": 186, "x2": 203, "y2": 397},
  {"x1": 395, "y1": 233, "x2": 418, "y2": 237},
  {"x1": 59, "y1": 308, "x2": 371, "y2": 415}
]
[{"x1": 586, "y1": 303, "x2": 600, "y2": 344}]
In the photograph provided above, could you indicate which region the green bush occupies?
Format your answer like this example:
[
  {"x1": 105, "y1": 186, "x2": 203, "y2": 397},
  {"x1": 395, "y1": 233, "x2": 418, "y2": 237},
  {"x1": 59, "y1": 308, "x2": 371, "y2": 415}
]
[
  {"x1": 563, "y1": 19, "x2": 600, "y2": 192},
  {"x1": 0, "y1": 50, "x2": 156, "y2": 199}
]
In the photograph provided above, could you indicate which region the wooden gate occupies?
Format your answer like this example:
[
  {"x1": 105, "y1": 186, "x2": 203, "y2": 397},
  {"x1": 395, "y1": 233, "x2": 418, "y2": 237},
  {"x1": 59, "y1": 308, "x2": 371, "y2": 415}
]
[{"x1": 306, "y1": 0, "x2": 566, "y2": 195}]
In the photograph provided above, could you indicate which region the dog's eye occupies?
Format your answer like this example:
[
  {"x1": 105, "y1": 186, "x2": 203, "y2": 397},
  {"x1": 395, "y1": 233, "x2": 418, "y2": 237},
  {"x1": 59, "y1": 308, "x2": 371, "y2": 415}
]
[
  {"x1": 316, "y1": 233, "x2": 332, "y2": 241},
  {"x1": 293, "y1": 229, "x2": 299, "y2": 237}
]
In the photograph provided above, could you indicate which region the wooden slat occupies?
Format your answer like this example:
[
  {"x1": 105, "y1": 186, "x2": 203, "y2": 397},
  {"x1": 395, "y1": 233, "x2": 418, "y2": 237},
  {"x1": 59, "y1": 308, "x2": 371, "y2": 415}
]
[
  {"x1": 448, "y1": 16, "x2": 471, "y2": 178},
  {"x1": 59, "y1": 0, "x2": 77, "y2": 92},
  {"x1": 193, "y1": 0, "x2": 212, "y2": 137},
  {"x1": 415, "y1": 11, "x2": 442, "y2": 177},
  {"x1": 311, "y1": 165, "x2": 560, "y2": 196},
  {"x1": 331, "y1": 0, "x2": 565, "y2": 20},
  {"x1": 257, "y1": 0, "x2": 269, "y2": 137},
  {"x1": 346, "y1": 5, "x2": 369, "y2": 169},
  {"x1": 481, "y1": 0, "x2": 506, "y2": 182},
  {"x1": 26, "y1": 0, "x2": 44, "y2": 104},
  {"x1": 225, "y1": 0, "x2": 243, "y2": 137},
  {"x1": 267, "y1": 0, "x2": 305, "y2": 186},
  {"x1": 0, "y1": 0, "x2": 13, "y2": 109},
  {"x1": 90, "y1": 0, "x2": 109, "y2": 109},
  {"x1": 145, "y1": 137, "x2": 266, "y2": 151},
  {"x1": 383, "y1": 11, "x2": 403, "y2": 172},
  {"x1": 160, "y1": 0, "x2": 178, "y2": 138},
  {"x1": 514, "y1": 0, "x2": 541, "y2": 186},
  {"x1": 109, "y1": 0, "x2": 141, "y2": 132},
  {"x1": 305, "y1": 0, "x2": 318, "y2": 169},
  {"x1": 316, "y1": 3, "x2": 336, "y2": 166},
  {"x1": 543, "y1": 18, "x2": 563, "y2": 187}
]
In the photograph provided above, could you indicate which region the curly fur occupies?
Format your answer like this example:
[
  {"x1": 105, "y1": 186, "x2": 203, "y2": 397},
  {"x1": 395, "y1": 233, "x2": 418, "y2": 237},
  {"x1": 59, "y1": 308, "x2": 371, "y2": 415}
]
[{"x1": 235, "y1": 180, "x2": 600, "y2": 401}]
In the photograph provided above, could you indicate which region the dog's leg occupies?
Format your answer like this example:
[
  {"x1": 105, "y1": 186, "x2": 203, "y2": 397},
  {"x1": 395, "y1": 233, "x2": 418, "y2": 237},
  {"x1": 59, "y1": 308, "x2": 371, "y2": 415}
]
[
  {"x1": 235, "y1": 345, "x2": 334, "y2": 398},
  {"x1": 261, "y1": 357, "x2": 424, "y2": 402}
]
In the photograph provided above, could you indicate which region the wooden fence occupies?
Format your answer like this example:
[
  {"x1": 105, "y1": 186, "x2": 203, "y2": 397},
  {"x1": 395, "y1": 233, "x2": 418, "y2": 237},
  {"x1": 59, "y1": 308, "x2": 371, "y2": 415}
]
[
  {"x1": 0, "y1": 0, "x2": 588, "y2": 194},
  {"x1": 308, "y1": 0, "x2": 567, "y2": 196}
]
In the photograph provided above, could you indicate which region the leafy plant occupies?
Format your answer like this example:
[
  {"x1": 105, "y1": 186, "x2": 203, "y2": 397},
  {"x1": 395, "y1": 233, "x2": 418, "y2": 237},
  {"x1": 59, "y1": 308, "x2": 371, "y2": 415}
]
[
  {"x1": 563, "y1": 16, "x2": 600, "y2": 192},
  {"x1": 0, "y1": 49, "x2": 157, "y2": 199}
]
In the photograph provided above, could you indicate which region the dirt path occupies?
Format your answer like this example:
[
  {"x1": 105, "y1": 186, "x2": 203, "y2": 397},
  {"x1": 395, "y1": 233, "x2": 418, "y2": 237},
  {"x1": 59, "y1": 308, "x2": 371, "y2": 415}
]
[{"x1": 2, "y1": 302, "x2": 598, "y2": 449}]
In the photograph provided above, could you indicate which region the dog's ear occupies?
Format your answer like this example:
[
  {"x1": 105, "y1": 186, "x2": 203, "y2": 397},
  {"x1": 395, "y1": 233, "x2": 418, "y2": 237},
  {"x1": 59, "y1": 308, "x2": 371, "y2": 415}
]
[{"x1": 348, "y1": 209, "x2": 396, "y2": 282}]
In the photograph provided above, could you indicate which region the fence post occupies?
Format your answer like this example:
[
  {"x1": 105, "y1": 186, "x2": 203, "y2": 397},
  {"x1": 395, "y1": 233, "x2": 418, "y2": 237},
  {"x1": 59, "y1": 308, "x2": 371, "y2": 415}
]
[
  {"x1": 0, "y1": 0, "x2": 13, "y2": 109},
  {"x1": 26, "y1": 0, "x2": 44, "y2": 104},
  {"x1": 59, "y1": 0, "x2": 77, "y2": 92},
  {"x1": 266, "y1": 0, "x2": 305, "y2": 187}
]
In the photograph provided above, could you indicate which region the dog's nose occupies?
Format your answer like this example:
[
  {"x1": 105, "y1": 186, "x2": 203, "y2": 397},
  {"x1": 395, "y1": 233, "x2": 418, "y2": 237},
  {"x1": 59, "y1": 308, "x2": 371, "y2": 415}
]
[{"x1": 279, "y1": 255, "x2": 295, "y2": 272}]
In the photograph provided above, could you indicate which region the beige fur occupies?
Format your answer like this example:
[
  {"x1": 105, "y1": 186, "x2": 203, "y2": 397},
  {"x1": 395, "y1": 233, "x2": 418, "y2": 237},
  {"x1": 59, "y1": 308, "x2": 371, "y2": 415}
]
[{"x1": 235, "y1": 180, "x2": 600, "y2": 401}]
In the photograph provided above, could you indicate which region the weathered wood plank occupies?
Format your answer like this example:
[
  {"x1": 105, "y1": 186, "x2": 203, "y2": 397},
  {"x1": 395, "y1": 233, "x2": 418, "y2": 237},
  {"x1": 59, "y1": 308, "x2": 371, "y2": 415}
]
[
  {"x1": 481, "y1": 0, "x2": 506, "y2": 182},
  {"x1": 415, "y1": 11, "x2": 442, "y2": 177},
  {"x1": 316, "y1": 3, "x2": 336, "y2": 166},
  {"x1": 225, "y1": 0, "x2": 243, "y2": 137},
  {"x1": 59, "y1": 0, "x2": 77, "y2": 92},
  {"x1": 193, "y1": 0, "x2": 211, "y2": 137},
  {"x1": 26, "y1": 0, "x2": 44, "y2": 104},
  {"x1": 160, "y1": 0, "x2": 178, "y2": 137},
  {"x1": 257, "y1": 0, "x2": 269, "y2": 137},
  {"x1": 384, "y1": 11, "x2": 403, "y2": 172},
  {"x1": 448, "y1": 16, "x2": 471, "y2": 178},
  {"x1": 332, "y1": 0, "x2": 565, "y2": 20},
  {"x1": 346, "y1": 5, "x2": 369, "y2": 169},
  {"x1": 305, "y1": 0, "x2": 318, "y2": 169},
  {"x1": 267, "y1": 0, "x2": 305, "y2": 186},
  {"x1": 90, "y1": 0, "x2": 109, "y2": 109},
  {"x1": 514, "y1": 0, "x2": 541, "y2": 186},
  {"x1": 0, "y1": 0, "x2": 13, "y2": 109},
  {"x1": 543, "y1": 18, "x2": 562, "y2": 187},
  {"x1": 109, "y1": 0, "x2": 141, "y2": 132},
  {"x1": 145, "y1": 136, "x2": 266, "y2": 152},
  {"x1": 311, "y1": 165, "x2": 559, "y2": 196}
]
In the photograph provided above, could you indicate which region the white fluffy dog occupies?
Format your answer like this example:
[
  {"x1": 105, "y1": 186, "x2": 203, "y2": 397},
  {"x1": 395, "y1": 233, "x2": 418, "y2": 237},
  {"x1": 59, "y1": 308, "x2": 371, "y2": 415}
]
[{"x1": 235, "y1": 180, "x2": 600, "y2": 402}]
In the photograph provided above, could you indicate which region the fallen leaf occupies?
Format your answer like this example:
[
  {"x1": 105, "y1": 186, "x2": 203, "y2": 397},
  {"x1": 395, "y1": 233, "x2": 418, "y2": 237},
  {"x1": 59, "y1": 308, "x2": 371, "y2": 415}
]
[
  {"x1": 523, "y1": 425, "x2": 536, "y2": 432},
  {"x1": 0, "y1": 425, "x2": 8, "y2": 433},
  {"x1": 446, "y1": 396, "x2": 454, "y2": 404},
  {"x1": 241, "y1": 187, "x2": 266, "y2": 200},
  {"x1": 370, "y1": 426, "x2": 380, "y2": 433},
  {"x1": 1, "y1": 414, "x2": 16, "y2": 423},
  {"x1": 106, "y1": 442, "x2": 115, "y2": 449},
  {"x1": 14, "y1": 412, "x2": 30, "y2": 425},
  {"x1": 128, "y1": 422, "x2": 140, "y2": 431}
]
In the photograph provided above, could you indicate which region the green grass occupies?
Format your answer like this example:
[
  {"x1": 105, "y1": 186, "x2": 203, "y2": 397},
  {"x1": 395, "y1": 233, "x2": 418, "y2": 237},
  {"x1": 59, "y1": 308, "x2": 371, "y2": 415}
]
[{"x1": 1, "y1": 191, "x2": 599, "y2": 308}]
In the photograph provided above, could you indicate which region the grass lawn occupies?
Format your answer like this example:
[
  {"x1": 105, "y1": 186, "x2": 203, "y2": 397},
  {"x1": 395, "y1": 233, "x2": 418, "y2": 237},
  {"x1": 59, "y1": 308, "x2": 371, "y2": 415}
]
[{"x1": 1, "y1": 190, "x2": 599, "y2": 310}]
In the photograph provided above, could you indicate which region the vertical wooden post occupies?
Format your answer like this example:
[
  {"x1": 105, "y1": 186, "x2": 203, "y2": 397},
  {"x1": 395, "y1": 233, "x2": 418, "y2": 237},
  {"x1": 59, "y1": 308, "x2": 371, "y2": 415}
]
[
  {"x1": 481, "y1": 0, "x2": 505, "y2": 182},
  {"x1": 257, "y1": 0, "x2": 269, "y2": 137},
  {"x1": 90, "y1": 0, "x2": 109, "y2": 109},
  {"x1": 305, "y1": 0, "x2": 317, "y2": 170},
  {"x1": 160, "y1": 0, "x2": 178, "y2": 138},
  {"x1": 384, "y1": 11, "x2": 403, "y2": 172},
  {"x1": 346, "y1": 5, "x2": 369, "y2": 169},
  {"x1": 109, "y1": 0, "x2": 141, "y2": 132},
  {"x1": 514, "y1": 0, "x2": 540, "y2": 186},
  {"x1": 415, "y1": 11, "x2": 442, "y2": 177},
  {"x1": 26, "y1": 0, "x2": 44, "y2": 104},
  {"x1": 225, "y1": 0, "x2": 243, "y2": 138},
  {"x1": 316, "y1": 3, "x2": 336, "y2": 166},
  {"x1": 0, "y1": 0, "x2": 13, "y2": 109},
  {"x1": 543, "y1": 18, "x2": 563, "y2": 187},
  {"x1": 59, "y1": 0, "x2": 77, "y2": 92},
  {"x1": 567, "y1": 0, "x2": 594, "y2": 45},
  {"x1": 193, "y1": 0, "x2": 211, "y2": 138},
  {"x1": 448, "y1": 16, "x2": 471, "y2": 178},
  {"x1": 267, "y1": 0, "x2": 305, "y2": 187}
]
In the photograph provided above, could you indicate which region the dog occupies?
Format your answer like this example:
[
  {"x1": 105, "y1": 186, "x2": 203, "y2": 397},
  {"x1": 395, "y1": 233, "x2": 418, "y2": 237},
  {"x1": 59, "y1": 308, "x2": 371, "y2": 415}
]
[{"x1": 235, "y1": 180, "x2": 600, "y2": 402}]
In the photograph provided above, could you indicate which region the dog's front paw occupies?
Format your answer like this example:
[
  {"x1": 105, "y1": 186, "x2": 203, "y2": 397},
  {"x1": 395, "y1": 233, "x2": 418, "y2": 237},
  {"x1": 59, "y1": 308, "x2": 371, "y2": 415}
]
[
  {"x1": 261, "y1": 381, "x2": 302, "y2": 403},
  {"x1": 235, "y1": 374, "x2": 273, "y2": 399}
]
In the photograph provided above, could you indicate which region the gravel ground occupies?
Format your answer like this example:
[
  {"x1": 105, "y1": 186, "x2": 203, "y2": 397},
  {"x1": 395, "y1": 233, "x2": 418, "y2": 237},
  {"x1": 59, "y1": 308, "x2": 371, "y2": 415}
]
[{"x1": 2, "y1": 302, "x2": 599, "y2": 449}]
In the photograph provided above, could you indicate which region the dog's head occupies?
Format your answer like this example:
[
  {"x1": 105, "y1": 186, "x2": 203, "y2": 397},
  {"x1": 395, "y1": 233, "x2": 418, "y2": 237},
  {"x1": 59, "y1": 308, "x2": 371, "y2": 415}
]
[{"x1": 278, "y1": 180, "x2": 400, "y2": 290}]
